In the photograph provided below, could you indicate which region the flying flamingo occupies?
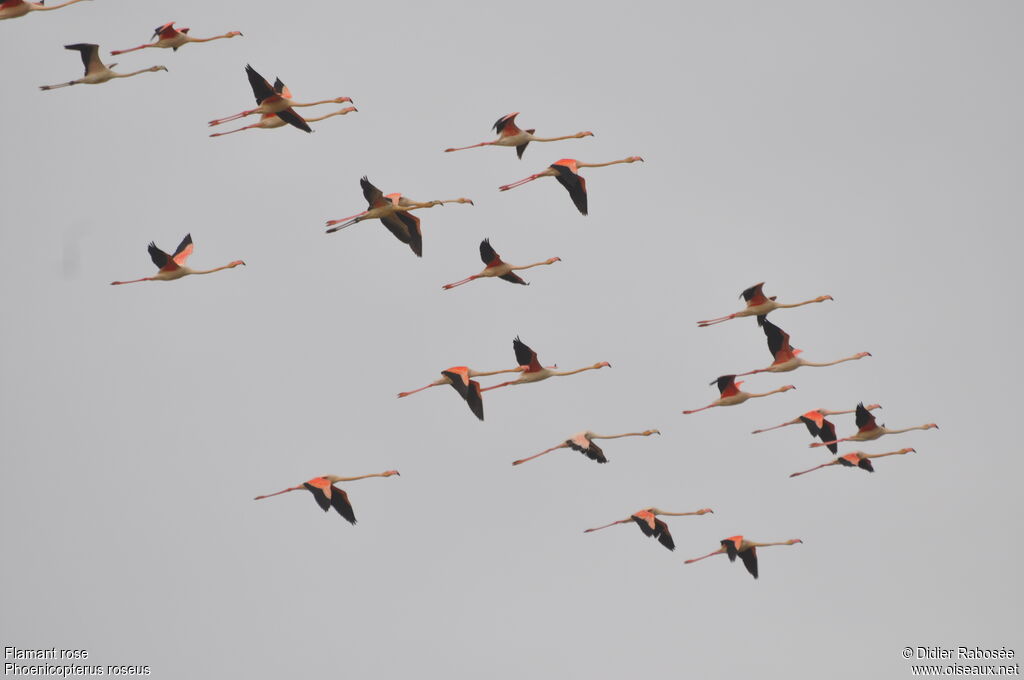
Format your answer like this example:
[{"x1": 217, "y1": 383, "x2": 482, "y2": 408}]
[
  {"x1": 397, "y1": 365, "x2": 524, "y2": 399},
  {"x1": 498, "y1": 156, "x2": 644, "y2": 215},
  {"x1": 736, "y1": 317, "x2": 871, "y2": 376},
  {"x1": 40, "y1": 44, "x2": 167, "y2": 91},
  {"x1": 481, "y1": 337, "x2": 610, "y2": 393},
  {"x1": 790, "y1": 448, "x2": 916, "y2": 477},
  {"x1": 111, "y1": 22, "x2": 242, "y2": 55},
  {"x1": 210, "y1": 106, "x2": 356, "y2": 137},
  {"x1": 442, "y1": 239, "x2": 560, "y2": 290},
  {"x1": 682, "y1": 375, "x2": 794, "y2": 414},
  {"x1": 325, "y1": 177, "x2": 473, "y2": 256},
  {"x1": 810, "y1": 402, "x2": 938, "y2": 448},
  {"x1": 685, "y1": 536, "x2": 803, "y2": 579},
  {"x1": 512, "y1": 429, "x2": 660, "y2": 466},
  {"x1": 253, "y1": 471, "x2": 399, "y2": 524},
  {"x1": 397, "y1": 366, "x2": 525, "y2": 420},
  {"x1": 584, "y1": 507, "x2": 713, "y2": 551},
  {"x1": 697, "y1": 282, "x2": 833, "y2": 327},
  {"x1": 208, "y1": 65, "x2": 353, "y2": 133},
  {"x1": 444, "y1": 112, "x2": 593, "y2": 159},
  {"x1": 110, "y1": 234, "x2": 244, "y2": 285},
  {"x1": 752, "y1": 404, "x2": 883, "y2": 453},
  {"x1": 1, "y1": 0, "x2": 89, "y2": 21}
]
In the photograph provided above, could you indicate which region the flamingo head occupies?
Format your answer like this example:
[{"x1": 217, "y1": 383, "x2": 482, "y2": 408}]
[
  {"x1": 577, "y1": 131, "x2": 595, "y2": 138},
  {"x1": 382, "y1": 470, "x2": 400, "y2": 477},
  {"x1": 333, "y1": 96, "x2": 354, "y2": 104},
  {"x1": 925, "y1": 423, "x2": 939, "y2": 430},
  {"x1": 819, "y1": 295, "x2": 834, "y2": 302},
  {"x1": 901, "y1": 448, "x2": 916, "y2": 454},
  {"x1": 151, "y1": 65, "x2": 169, "y2": 73},
  {"x1": 546, "y1": 257, "x2": 561, "y2": 264},
  {"x1": 228, "y1": 260, "x2": 246, "y2": 268},
  {"x1": 695, "y1": 508, "x2": 713, "y2": 515},
  {"x1": 866, "y1": 403, "x2": 882, "y2": 410},
  {"x1": 642, "y1": 430, "x2": 660, "y2": 436},
  {"x1": 781, "y1": 385, "x2": 796, "y2": 392},
  {"x1": 595, "y1": 361, "x2": 611, "y2": 369},
  {"x1": 626, "y1": 156, "x2": 644, "y2": 163},
  {"x1": 786, "y1": 539, "x2": 803, "y2": 545},
  {"x1": 857, "y1": 352, "x2": 872, "y2": 359},
  {"x1": 227, "y1": 31, "x2": 243, "y2": 38}
]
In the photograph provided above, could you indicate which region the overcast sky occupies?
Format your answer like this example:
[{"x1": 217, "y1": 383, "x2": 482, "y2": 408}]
[{"x1": 1, "y1": 1, "x2": 1021, "y2": 678}]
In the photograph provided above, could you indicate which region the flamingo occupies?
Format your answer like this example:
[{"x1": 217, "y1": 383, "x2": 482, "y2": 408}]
[
  {"x1": 752, "y1": 404, "x2": 883, "y2": 454},
  {"x1": 397, "y1": 366, "x2": 524, "y2": 399},
  {"x1": 584, "y1": 507, "x2": 713, "y2": 551},
  {"x1": 39, "y1": 44, "x2": 166, "y2": 91},
  {"x1": 498, "y1": 156, "x2": 644, "y2": 215},
  {"x1": 810, "y1": 402, "x2": 938, "y2": 448},
  {"x1": 481, "y1": 337, "x2": 610, "y2": 392},
  {"x1": 736, "y1": 316, "x2": 871, "y2": 376},
  {"x1": 790, "y1": 448, "x2": 916, "y2": 477},
  {"x1": 110, "y1": 234, "x2": 244, "y2": 285},
  {"x1": 208, "y1": 65, "x2": 353, "y2": 133},
  {"x1": 697, "y1": 282, "x2": 833, "y2": 327},
  {"x1": 512, "y1": 429, "x2": 660, "y2": 466},
  {"x1": 1, "y1": 0, "x2": 89, "y2": 21},
  {"x1": 442, "y1": 239, "x2": 560, "y2": 290},
  {"x1": 682, "y1": 375, "x2": 795, "y2": 414},
  {"x1": 684, "y1": 536, "x2": 803, "y2": 579},
  {"x1": 444, "y1": 112, "x2": 593, "y2": 159},
  {"x1": 210, "y1": 106, "x2": 356, "y2": 137},
  {"x1": 253, "y1": 471, "x2": 399, "y2": 524},
  {"x1": 325, "y1": 177, "x2": 473, "y2": 256},
  {"x1": 111, "y1": 22, "x2": 242, "y2": 55}
]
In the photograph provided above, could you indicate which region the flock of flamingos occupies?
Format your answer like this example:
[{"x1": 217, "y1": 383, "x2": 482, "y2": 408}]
[{"x1": 10, "y1": 0, "x2": 940, "y2": 580}]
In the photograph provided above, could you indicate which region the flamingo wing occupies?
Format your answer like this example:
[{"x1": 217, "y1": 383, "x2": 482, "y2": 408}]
[
  {"x1": 515, "y1": 140, "x2": 532, "y2": 160},
  {"x1": 551, "y1": 164, "x2": 588, "y2": 215},
  {"x1": 741, "y1": 282, "x2": 769, "y2": 306},
  {"x1": 147, "y1": 242, "x2": 176, "y2": 271},
  {"x1": 854, "y1": 402, "x2": 878, "y2": 432},
  {"x1": 738, "y1": 547, "x2": 759, "y2": 578},
  {"x1": 273, "y1": 106, "x2": 312, "y2": 133},
  {"x1": 819, "y1": 419, "x2": 838, "y2": 454},
  {"x1": 479, "y1": 238, "x2": 501, "y2": 266},
  {"x1": 858, "y1": 458, "x2": 875, "y2": 472},
  {"x1": 303, "y1": 482, "x2": 332, "y2": 512},
  {"x1": 722, "y1": 536, "x2": 742, "y2": 562},
  {"x1": 360, "y1": 176, "x2": 387, "y2": 208},
  {"x1": 492, "y1": 112, "x2": 520, "y2": 136},
  {"x1": 799, "y1": 411, "x2": 824, "y2": 436},
  {"x1": 1, "y1": 1, "x2": 27, "y2": 9},
  {"x1": 65, "y1": 43, "x2": 102, "y2": 76},
  {"x1": 759, "y1": 316, "x2": 792, "y2": 359},
  {"x1": 171, "y1": 233, "x2": 194, "y2": 265},
  {"x1": 714, "y1": 375, "x2": 740, "y2": 398},
  {"x1": 653, "y1": 519, "x2": 675, "y2": 551},
  {"x1": 245, "y1": 64, "x2": 276, "y2": 105},
  {"x1": 393, "y1": 210, "x2": 423, "y2": 257},
  {"x1": 566, "y1": 435, "x2": 606, "y2": 463},
  {"x1": 512, "y1": 337, "x2": 541, "y2": 372},
  {"x1": 499, "y1": 272, "x2": 528, "y2": 285},
  {"x1": 328, "y1": 485, "x2": 357, "y2": 524},
  {"x1": 441, "y1": 370, "x2": 484, "y2": 421},
  {"x1": 152, "y1": 22, "x2": 178, "y2": 40}
]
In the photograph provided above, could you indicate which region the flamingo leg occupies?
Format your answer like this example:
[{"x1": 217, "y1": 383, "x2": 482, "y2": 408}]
[
  {"x1": 684, "y1": 548, "x2": 726, "y2": 564},
  {"x1": 444, "y1": 141, "x2": 493, "y2": 153},
  {"x1": 253, "y1": 485, "x2": 303, "y2": 500},
  {"x1": 397, "y1": 383, "x2": 440, "y2": 398},
  {"x1": 110, "y1": 45, "x2": 150, "y2": 56},
  {"x1": 682, "y1": 404, "x2": 716, "y2": 415},
  {"x1": 810, "y1": 438, "x2": 850, "y2": 448},
  {"x1": 499, "y1": 174, "x2": 544, "y2": 191},
  {"x1": 110, "y1": 277, "x2": 154, "y2": 286},
  {"x1": 751, "y1": 420, "x2": 798, "y2": 434},
  {"x1": 697, "y1": 313, "x2": 738, "y2": 327},
  {"x1": 209, "y1": 124, "x2": 262, "y2": 138},
  {"x1": 325, "y1": 211, "x2": 369, "y2": 232},
  {"x1": 512, "y1": 444, "x2": 566, "y2": 466},
  {"x1": 208, "y1": 110, "x2": 257, "y2": 126},
  {"x1": 480, "y1": 380, "x2": 519, "y2": 392},
  {"x1": 442, "y1": 275, "x2": 479, "y2": 290},
  {"x1": 583, "y1": 519, "x2": 630, "y2": 533}
]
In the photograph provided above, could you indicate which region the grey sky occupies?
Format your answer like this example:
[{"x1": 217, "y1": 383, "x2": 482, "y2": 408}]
[{"x1": 1, "y1": 1, "x2": 1021, "y2": 677}]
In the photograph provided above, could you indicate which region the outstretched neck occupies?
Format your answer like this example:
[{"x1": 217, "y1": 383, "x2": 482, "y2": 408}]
[
  {"x1": 577, "y1": 157, "x2": 637, "y2": 169},
  {"x1": 35, "y1": 0, "x2": 88, "y2": 9}
]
